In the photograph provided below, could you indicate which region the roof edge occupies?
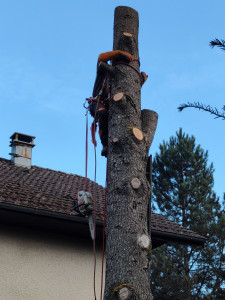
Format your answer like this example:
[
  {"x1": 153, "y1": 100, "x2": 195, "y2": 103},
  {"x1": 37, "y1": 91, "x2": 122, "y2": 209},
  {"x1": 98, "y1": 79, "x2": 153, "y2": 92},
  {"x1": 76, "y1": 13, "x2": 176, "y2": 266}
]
[
  {"x1": 0, "y1": 202, "x2": 102, "y2": 226},
  {"x1": 0, "y1": 202, "x2": 206, "y2": 246},
  {"x1": 151, "y1": 229, "x2": 206, "y2": 247}
]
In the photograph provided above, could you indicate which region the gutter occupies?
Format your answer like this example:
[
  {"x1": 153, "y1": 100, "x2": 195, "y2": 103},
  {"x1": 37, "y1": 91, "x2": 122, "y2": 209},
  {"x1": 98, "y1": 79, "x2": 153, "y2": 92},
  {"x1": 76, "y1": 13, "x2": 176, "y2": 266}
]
[
  {"x1": 0, "y1": 202, "x2": 206, "y2": 247},
  {"x1": 0, "y1": 202, "x2": 102, "y2": 226},
  {"x1": 0, "y1": 202, "x2": 103, "y2": 240},
  {"x1": 151, "y1": 229, "x2": 206, "y2": 247}
]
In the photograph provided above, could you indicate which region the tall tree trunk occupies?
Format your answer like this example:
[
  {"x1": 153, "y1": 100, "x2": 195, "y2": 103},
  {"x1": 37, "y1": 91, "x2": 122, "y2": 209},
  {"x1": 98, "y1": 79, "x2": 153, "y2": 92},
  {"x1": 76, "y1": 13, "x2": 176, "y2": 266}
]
[
  {"x1": 104, "y1": 6, "x2": 158, "y2": 300},
  {"x1": 183, "y1": 246, "x2": 191, "y2": 300},
  {"x1": 181, "y1": 171, "x2": 191, "y2": 300}
]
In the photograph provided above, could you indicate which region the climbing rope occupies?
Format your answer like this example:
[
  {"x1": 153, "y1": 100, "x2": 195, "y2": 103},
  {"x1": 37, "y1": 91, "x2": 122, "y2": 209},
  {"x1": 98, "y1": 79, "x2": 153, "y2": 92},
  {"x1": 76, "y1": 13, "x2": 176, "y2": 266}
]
[
  {"x1": 83, "y1": 60, "x2": 111, "y2": 299},
  {"x1": 83, "y1": 98, "x2": 98, "y2": 300},
  {"x1": 100, "y1": 161, "x2": 107, "y2": 300},
  {"x1": 93, "y1": 140, "x2": 97, "y2": 300},
  {"x1": 92, "y1": 96, "x2": 99, "y2": 300},
  {"x1": 113, "y1": 60, "x2": 147, "y2": 86},
  {"x1": 85, "y1": 107, "x2": 88, "y2": 192}
]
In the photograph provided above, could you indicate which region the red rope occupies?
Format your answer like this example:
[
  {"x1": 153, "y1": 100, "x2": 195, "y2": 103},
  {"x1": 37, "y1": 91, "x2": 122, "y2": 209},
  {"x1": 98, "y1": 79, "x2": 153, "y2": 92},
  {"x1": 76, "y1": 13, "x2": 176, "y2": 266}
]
[
  {"x1": 100, "y1": 82, "x2": 110, "y2": 300},
  {"x1": 100, "y1": 161, "x2": 107, "y2": 300},
  {"x1": 91, "y1": 122, "x2": 97, "y2": 146},
  {"x1": 92, "y1": 97, "x2": 100, "y2": 300},
  {"x1": 84, "y1": 111, "x2": 89, "y2": 192},
  {"x1": 93, "y1": 140, "x2": 97, "y2": 300},
  {"x1": 88, "y1": 72, "x2": 109, "y2": 300},
  {"x1": 132, "y1": 57, "x2": 140, "y2": 66},
  {"x1": 113, "y1": 61, "x2": 144, "y2": 85}
]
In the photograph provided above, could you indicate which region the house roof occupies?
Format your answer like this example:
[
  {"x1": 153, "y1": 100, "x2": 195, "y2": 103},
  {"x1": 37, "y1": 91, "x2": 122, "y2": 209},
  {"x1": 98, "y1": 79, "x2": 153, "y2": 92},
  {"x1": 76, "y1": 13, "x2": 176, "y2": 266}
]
[{"x1": 0, "y1": 158, "x2": 206, "y2": 247}]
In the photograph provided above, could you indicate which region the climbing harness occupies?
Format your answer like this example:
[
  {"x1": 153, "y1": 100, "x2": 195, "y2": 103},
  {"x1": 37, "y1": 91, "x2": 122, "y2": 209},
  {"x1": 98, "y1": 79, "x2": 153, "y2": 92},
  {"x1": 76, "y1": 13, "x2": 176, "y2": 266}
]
[{"x1": 87, "y1": 72, "x2": 110, "y2": 157}]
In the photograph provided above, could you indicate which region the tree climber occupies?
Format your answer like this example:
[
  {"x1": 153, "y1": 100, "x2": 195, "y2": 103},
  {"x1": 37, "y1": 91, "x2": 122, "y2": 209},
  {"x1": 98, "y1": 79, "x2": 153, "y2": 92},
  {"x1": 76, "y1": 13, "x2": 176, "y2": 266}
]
[{"x1": 88, "y1": 50, "x2": 148, "y2": 157}]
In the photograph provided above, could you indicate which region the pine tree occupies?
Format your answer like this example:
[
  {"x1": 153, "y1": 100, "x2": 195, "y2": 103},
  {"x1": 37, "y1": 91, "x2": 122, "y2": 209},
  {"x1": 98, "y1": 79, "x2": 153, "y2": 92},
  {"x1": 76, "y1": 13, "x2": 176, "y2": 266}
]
[{"x1": 151, "y1": 128, "x2": 224, "y2": 299}]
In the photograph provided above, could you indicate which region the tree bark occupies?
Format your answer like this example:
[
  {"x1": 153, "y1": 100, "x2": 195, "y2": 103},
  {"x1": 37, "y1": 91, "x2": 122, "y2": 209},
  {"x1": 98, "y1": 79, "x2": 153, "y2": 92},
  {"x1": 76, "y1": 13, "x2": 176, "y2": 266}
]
[{"x1": 104, "y1": 6, "x2": 158, "y2": 300}]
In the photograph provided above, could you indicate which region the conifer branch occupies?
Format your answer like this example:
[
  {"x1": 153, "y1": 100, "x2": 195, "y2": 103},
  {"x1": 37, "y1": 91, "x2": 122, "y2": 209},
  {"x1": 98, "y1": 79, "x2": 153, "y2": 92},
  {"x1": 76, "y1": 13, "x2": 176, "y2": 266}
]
[
  {"x1": 210, "y1": 38, "x2": 225, "y2": 51},
  {"x1": 178, "y1": 102, "x2": 225, "y2": 120}
]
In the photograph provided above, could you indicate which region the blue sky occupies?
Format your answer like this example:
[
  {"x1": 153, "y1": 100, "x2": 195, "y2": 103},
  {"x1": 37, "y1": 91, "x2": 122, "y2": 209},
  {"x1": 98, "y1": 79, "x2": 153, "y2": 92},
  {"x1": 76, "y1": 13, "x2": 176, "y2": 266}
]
[{"x1": 0, "y1": 0, "x2": 224, "y2": 200}]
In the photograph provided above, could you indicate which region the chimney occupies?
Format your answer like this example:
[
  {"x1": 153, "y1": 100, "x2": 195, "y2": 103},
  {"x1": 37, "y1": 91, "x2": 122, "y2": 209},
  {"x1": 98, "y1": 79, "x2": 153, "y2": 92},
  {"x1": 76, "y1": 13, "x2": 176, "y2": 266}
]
[{"x1": 9, "y1": 132, "x2": 35, "y2": 169}]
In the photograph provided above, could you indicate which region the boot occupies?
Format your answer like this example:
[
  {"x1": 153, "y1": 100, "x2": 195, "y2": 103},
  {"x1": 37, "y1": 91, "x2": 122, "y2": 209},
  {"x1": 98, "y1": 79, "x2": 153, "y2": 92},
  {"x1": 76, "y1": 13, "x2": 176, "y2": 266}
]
[{"x1": 101, "y1": 146, "x2": 108, "y2": 157}]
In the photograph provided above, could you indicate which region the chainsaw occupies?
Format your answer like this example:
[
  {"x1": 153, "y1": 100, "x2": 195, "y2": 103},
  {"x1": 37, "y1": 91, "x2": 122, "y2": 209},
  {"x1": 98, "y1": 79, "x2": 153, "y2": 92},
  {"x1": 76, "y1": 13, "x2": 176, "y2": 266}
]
[{"x1": 75, "y1": 191, "x2": 95, "y2": 240}]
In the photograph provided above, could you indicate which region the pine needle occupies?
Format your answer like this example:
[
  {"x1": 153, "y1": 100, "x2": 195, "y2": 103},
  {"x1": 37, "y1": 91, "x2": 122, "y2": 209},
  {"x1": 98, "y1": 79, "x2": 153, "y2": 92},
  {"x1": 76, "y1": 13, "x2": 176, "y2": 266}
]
[
  {"x1": 178, "y1": 102, "x2": 225, "y2": 120},
  {"x1": 209, "y1": 38, "x2": 225, "y2": 51}
]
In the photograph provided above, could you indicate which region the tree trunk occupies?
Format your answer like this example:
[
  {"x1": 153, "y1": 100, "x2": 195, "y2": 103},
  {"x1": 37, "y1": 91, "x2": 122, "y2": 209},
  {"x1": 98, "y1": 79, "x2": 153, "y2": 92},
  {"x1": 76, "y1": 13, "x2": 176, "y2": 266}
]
[{"x1": 104, "y1": 6, "x2": 158, "y2": 300}]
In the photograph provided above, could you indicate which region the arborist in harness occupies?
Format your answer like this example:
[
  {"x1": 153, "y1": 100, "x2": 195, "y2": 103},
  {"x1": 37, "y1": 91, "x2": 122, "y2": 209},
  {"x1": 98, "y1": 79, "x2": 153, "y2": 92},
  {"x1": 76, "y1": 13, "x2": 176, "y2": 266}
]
[{"x1": 87, "y1": 50, "x2": 148, "y2": 157}]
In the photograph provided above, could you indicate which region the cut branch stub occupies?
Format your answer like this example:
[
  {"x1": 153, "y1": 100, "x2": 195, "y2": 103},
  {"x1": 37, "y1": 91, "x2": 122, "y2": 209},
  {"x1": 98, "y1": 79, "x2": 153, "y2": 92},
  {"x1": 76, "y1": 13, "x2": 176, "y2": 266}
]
[
  {"x1": 123, "y1": 32, "x2": 133, "y2": 37},
  {"x1": 131, "y1": 178, "x2": 141, "y2": 190},
  {"x1": 119, "y1": 287, "x2": 131, "y2": 300},
  {"x1": 132, "y1": 127, "x2": 144, "y2": 141},
  {"x1": 141, "y1": 109, "x2": 158, "y2": 151},
  {"x1": 137, "y1": 234, "x2": 151, "y2": 249},
  {"x1": 113, "y1": 92, "x2": 125, "y2": 101},
  {"x1": 113, "y1": 137, "x2": 120, "y2": 143}
]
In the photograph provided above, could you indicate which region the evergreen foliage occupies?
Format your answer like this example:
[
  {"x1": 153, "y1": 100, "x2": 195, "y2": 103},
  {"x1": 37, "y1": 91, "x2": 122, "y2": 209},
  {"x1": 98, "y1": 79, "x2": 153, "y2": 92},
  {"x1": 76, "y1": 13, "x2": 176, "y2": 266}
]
[
  {"x1": 178, "y1": 102, "x2": 225, "y2": 121},
  {"x1": 151, "y1": 129, "x2": 225, "y2": 299},
  {"x1": 210, "y1": 38, "x2": 225, "y2": 51},
  {"x1": 178, "y1": 38, "x2": 225, "y2": 120}
]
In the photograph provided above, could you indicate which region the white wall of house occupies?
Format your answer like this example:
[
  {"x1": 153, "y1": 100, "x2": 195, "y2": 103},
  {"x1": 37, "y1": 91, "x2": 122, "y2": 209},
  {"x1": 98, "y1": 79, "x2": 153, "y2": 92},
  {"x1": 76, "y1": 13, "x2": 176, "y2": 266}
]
[{"x1": 0, "y1": 223, "x2": 105, "y2": 300}]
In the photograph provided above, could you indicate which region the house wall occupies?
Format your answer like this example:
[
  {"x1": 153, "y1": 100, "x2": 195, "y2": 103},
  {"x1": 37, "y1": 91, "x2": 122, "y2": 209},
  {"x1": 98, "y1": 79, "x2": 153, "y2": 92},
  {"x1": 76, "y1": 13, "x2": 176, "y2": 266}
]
[{"x1": 0, "y1": 223, "x2": 105, "y2": 300}]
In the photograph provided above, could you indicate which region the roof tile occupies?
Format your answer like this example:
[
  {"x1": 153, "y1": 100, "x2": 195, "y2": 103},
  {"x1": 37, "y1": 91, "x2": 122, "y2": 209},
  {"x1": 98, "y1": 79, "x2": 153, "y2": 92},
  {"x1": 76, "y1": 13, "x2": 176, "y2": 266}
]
[{"x1": 0, "y1": 158, "x2": 205, "y2": 241}]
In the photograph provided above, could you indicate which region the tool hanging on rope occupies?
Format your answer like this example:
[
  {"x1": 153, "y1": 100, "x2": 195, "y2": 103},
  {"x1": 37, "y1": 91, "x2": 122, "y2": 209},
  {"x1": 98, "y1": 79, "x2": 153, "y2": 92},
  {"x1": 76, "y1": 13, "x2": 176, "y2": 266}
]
[
  {"x1": 74, "y1": 104, "x2": 95, "y2": 240},
  {"x1": 74, "y1": 191, "x2": 95, "y2": 239}
]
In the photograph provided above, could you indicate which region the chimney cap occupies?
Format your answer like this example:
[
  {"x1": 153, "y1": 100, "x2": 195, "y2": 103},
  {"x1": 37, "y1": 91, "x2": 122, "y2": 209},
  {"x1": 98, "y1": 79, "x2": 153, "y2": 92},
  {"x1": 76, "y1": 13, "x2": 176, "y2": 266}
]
[
  {"x1": 9, "y1": 133, "x2": 36, "y2": 168},
  {"x1": 10, "y1": 132, "x2": 36, "y2": 140},
  {"x1": 10, "y1": 132, "x2": 36, "y2": 147}
]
